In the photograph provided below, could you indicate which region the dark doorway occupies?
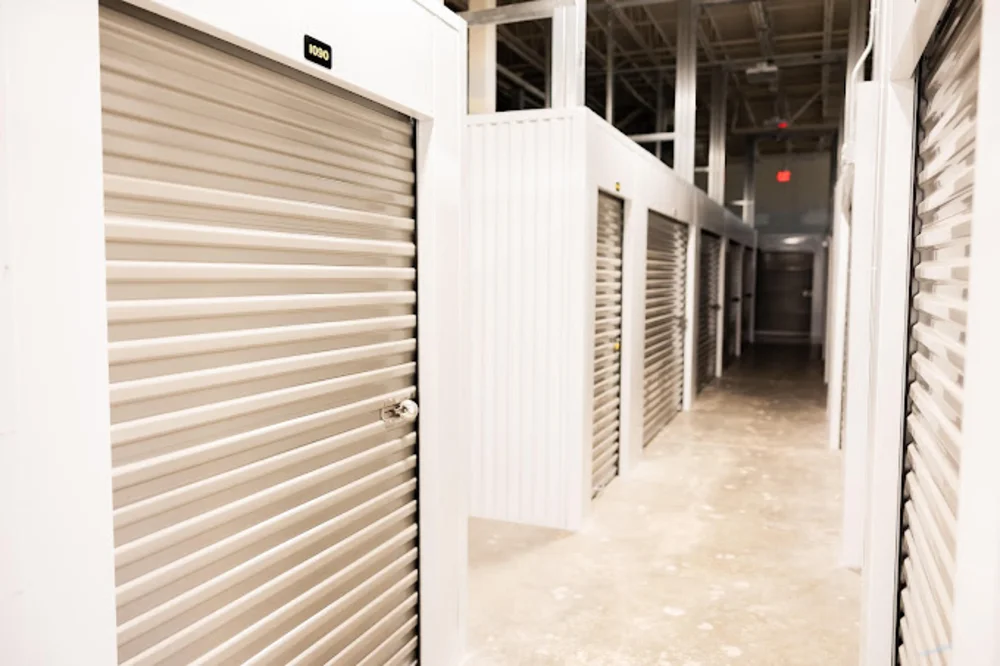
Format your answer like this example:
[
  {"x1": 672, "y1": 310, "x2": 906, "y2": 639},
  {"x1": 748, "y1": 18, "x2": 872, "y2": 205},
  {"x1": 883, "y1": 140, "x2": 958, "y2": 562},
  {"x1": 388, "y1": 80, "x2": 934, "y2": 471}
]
[{"x1": 755, "y1": 251, "x2": 813, "y2": 342}]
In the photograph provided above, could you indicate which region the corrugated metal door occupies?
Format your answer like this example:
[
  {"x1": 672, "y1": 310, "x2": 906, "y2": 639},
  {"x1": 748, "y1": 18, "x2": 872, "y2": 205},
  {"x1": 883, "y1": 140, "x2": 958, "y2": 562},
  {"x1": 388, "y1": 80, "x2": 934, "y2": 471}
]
[
  {"x1": 643, "y1": 212, "x2": 688, "y2": 447},
  {"x1": 742, "y1": 246, "x2": 754, "y2": 343},
  {"x1": 724, "y1": 241, "x2": 741, "y2": 366},
  {"x1": 698, "y1": 231, "x2": 722, "y2": 392},
  {"x1": 896, "y1": 0, "x2": 979, "y2": 662},
  {"x1": 593, "y1": 192, "x2": 624, "y2": 497},
  {"x1": 100, "y1": 7, "x2": 420, "y2": 665}
]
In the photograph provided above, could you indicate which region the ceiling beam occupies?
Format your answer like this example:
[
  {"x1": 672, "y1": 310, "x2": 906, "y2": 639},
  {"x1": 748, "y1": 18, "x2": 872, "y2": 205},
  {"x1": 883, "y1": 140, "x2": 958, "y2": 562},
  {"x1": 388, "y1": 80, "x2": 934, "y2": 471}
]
[
  {"x1": 821, "y1": 0, "x2": 835, "y2": 118},
  {"x1": 731, "y1": 122, "x2": 838, "y2": 136},
  {"x1": 461, "y1": 0, "x2": 572, "y2": 26}
]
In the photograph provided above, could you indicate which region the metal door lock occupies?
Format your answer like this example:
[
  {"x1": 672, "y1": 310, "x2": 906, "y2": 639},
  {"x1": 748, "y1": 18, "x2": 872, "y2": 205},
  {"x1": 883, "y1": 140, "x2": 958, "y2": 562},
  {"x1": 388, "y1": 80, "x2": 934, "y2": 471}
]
[{"x1": 381, "y1": 398, "x2": 419, "y2": 425}]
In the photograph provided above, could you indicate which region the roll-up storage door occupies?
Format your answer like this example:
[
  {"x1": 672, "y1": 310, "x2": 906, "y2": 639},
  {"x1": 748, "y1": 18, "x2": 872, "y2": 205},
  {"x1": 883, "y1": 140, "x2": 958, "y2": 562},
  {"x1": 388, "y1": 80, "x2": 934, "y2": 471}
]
[
  {"x1": 100, "y1": 6, "x2": 420, "y2": 664},
  {"x1": 724, "y1": 241, "x2": 741, "y2": 366},
  {"x1": 742, "y1": 246, "x2": 754, "y2": 343},
  {"x1": 593, "y1": 192, "x2": 624, "y2": 497},
  {"x1": 698, "y1": 231, "x2": 722, "y2": 392},
  {"x1": 896, "y1": 1, "x2": 979, "y2": 663},
  {"x1": 643, "y1": 212, "x2": 688, "y2": 447}
]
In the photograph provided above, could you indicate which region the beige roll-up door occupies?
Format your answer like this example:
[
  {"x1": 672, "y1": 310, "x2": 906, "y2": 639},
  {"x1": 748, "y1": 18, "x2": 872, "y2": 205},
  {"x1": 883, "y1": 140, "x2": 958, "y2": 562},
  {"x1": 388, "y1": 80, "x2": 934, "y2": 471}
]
[
  {"x1": 643, "y1": 212, "x2": 688, "y2": 447},
  {"x1": 724, "y1": 241, "x2": 741, "y2": 367},
  {"x1": 593, "y1": 191, "x2": 624, "y2": 497},
  {"x1": 100, "y1": 6, "x2": 419, "y2": 664},
  {"x1": 896, "y1": 1, "x2": 979, "y2": 663},
  {"x1": 698, "y1": 231, "x2": 722, "y2": 392}
]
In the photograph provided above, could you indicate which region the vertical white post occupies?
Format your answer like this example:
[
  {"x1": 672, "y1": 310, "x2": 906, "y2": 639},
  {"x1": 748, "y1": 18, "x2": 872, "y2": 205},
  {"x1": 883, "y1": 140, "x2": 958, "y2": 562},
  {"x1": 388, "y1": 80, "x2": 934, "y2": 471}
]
[
  {"x1": 859, "y1": 0, "x2": 918, "y2": 661},
  {"x1": 715, "y1": 238, "x2": 726, "y2": 377},
  {"x1": 467, "y1": 0, "x2": 497, "y2": 114},
  {"x1": 841, "y1": 83, "x2": 879, "y2": 572},
  {"x1": 655, "y1": 72, "x2": 665, "y2": 160},
  {"x1": 742, "y1": 138, "x2": 757, "y2": 226},
  {"x1": 708, "y1": 68, "x2": 728, "y2": 204},
  {"x1": 605, "y1": 15, "x2": 615, "y2": 123},
  {"x1": 735, "y1": 245, "x2": 744, "y2": 357},
  {"x1": 682, "y1": 220, "x2": 700, "y2": 410},
  {"x1": 0, "y1": 1, "x2": 118, "y2": 662},
  {"x1": 551, "y1": 0, "x2": 586, "y2": 108},
  {"x1": 748, "y1": 235, "x2": 758, "y2": 345},
  {"x1": 674, "y1": 0, "x2": 697, "y2": 182},
  {"x1": 952, "y1": 2, "x2": 1000, "y2": 663}
]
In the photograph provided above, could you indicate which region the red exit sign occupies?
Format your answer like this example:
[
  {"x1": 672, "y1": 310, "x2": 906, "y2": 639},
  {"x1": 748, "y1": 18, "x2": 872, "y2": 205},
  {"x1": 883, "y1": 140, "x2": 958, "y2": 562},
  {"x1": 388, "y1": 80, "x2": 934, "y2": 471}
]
[{"x1": 776, "y1": 169, "x2": 792, "y2": 183}]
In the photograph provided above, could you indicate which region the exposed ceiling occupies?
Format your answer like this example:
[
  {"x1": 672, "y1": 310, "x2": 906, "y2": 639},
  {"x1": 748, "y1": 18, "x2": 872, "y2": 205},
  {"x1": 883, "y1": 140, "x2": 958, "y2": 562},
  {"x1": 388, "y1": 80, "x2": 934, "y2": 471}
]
[{"x1": 448, "y1": 0, "x2": 857, "y2": 159}]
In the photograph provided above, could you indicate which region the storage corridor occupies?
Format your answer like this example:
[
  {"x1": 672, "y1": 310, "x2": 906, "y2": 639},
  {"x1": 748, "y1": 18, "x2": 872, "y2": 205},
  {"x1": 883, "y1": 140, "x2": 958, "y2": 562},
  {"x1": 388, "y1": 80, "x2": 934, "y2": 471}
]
[{"x1": 466, "y1": 345, "x2": 859, "y2": 665}]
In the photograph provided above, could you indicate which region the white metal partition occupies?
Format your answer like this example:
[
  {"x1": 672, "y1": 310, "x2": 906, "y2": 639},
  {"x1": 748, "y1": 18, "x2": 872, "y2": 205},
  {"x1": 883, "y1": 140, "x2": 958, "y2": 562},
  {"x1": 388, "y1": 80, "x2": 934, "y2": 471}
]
[
  {"x1": 697, "y1": 231, "x2": 722, "y2": 392},
  {"x1": 896, "y1": 1, "x2": 979, "y2": 661},
  {"x1": 643, "y1": 211, "x2": 687, "y2": 447},
  {"x1": 724, "y1": 240, "x2": 741, "y2": 366},
  {"x1": 100, "y1": 7, "x2": 421, "y2": 663},
  {"x1": 593, "y1": 191, "x2": 624, "y2": 497}
]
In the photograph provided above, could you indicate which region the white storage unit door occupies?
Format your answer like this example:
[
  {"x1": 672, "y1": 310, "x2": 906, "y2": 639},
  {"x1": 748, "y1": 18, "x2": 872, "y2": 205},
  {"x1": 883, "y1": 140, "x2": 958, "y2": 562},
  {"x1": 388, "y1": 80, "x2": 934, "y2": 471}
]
[
  {"x1": 100, "y1": 7, "x2": 420, "y2": 665},
  {"x1": 593, "y1": 191, "x2": 624, "y2": 497},
  {"x1": 698, "y1": 231, "x2": 722, "y2": 392},
  {"x1": 643, "y1": 212, "x2": 688, "y2": 447},
  {"x1": 896, "y1": 0, "x2": 979, "y2": 663}
]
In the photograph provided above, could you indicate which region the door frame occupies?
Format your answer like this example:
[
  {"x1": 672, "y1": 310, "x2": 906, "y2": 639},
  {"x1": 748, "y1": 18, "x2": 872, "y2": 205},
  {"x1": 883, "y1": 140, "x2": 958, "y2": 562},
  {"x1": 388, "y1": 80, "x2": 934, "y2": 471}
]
[{"x1": 754, "y1": 234, "x2": 825, "y2": 344}]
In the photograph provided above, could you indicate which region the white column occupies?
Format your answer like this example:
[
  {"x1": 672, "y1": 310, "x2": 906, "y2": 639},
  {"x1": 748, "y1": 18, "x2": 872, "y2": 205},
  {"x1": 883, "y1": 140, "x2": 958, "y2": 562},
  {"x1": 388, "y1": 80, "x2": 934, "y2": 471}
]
[
  {"x1": 734, "y1": 247, "x2": 744, "y2": 357},
  {"x1": 708, "y1": 68, "x2": 728, "y2": 203},
  {"x1": 551, "y1": 0, "x2": 586, "y2": 108},
  {"x1": 605, "y1": 15, "x2": 615, "y2": 123},
  {"x1": 674, "y1": 0, "x2": 697, "y2": 182},
  {"x1": 655, "y1": 72, "x2": 665, "y2": 160},
  {"x1": 681, "y1": 222, "x2": 699, "y2": 410},
  {"x1": 0, "y1": 1, "x2": 118, "y2": 663},
  {"x1": 742, "y1": 138, "x2": 757, "y2": 225},
  {"x1": 715, "y1": 239, "x2": 726, "y2": 377},
  {"x1": 468, "y1": 0, "x2": 497, "y2": 114}
]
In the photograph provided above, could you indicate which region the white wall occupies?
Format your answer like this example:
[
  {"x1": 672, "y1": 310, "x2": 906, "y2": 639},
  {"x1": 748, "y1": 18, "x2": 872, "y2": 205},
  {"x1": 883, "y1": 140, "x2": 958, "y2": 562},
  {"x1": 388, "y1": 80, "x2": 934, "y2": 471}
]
[
  {"x1": 0, "y1": 3, "x2": 119, "y2": 662},
  {"x1": 465, "y1": 107, "x2": 753, "y2": 531},
  {"x1": 727, "y1": 152, "x2": 833, "y2": 234},
  {"x1": 466, "y1": 109, "x2": 589, "y2": 530},
  {"x1": 0, "y1": 1, "x2": 468, "y2": 663}
]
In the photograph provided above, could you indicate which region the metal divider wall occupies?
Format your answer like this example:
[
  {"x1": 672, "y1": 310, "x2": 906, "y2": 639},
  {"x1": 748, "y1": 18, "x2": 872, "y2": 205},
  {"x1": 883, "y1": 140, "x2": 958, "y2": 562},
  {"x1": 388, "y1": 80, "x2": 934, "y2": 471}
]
[
  {"x1": 593, "y1": 192, "x2": 625, "y2": 497},
  {"x1": 100, "y1": 6, "x2": 420, "y2": 664},
  {"x1": 724, "y1": 240, "x2": 741, "y2": 366},
  {"x1": 896, "y1": 0, "x2": 980, "y2": 662},
  {"x1": 698, "y1": 231, "x2": 722, "y2": 392},
  {"x1": 643, "y1": 212, "x2": 688, "y2": 447},
  {"x1": 742, "y1": 246, "x2": 754, "y2": 343}
]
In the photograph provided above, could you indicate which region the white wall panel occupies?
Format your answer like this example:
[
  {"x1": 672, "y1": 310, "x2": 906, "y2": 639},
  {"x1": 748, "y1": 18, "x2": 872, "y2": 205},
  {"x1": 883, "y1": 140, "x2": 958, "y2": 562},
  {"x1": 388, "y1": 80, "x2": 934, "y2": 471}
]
[
  {"x1": 465, "y1": 109, "x2": 753, "y2": 531},
  {"x1": 466, "y1": 110, "x2": 588, "y2": 530}
]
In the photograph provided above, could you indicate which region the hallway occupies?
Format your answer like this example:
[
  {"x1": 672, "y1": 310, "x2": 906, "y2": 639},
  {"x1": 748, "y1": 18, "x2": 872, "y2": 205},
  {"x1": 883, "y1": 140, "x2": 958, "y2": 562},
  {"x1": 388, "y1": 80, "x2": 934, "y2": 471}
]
[{"x1": 466, "y1": 346, "x2": 859, "y2": 665}]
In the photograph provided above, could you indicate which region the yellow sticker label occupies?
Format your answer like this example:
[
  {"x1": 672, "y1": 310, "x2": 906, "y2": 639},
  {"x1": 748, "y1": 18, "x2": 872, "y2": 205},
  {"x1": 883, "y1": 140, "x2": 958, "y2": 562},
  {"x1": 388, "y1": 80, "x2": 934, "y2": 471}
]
[{"x1": 615, "y1": 182, "x2": 621, "y2": 192}]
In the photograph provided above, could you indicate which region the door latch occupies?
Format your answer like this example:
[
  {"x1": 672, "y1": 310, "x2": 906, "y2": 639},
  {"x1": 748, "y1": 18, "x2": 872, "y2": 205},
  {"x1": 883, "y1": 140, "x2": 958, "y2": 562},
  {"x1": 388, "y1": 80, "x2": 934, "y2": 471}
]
[{"x1": 381, "y1": 398, "x2": 419, "y2": 426}]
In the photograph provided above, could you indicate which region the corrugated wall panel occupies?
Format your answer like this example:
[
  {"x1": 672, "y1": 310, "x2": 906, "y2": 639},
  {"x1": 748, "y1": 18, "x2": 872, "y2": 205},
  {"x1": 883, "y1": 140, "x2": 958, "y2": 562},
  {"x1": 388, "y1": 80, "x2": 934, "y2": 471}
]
[{"x1": 466, "y1": 112, "x2": 585, "y2": 530}]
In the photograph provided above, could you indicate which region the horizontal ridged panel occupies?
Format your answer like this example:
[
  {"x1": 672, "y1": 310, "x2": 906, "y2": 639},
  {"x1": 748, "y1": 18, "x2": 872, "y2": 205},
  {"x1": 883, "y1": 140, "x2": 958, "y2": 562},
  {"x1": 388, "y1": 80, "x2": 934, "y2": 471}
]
[
  {"x1": 593, "y1": 192, "x2": 624, "y2": 498},
  {"x1": 644, "y1": 212, "x2": 688, "y2": 446},
  {"x1": 698, "y1": 232, "x2": 722, "y2": 392},
  {"x1": 466, "y1": 111, "x2": 583, "y2": 529},
  {"x1": 898, "y1": 2, "x2": 979, "y2": 661},
  {"x1": 100, "y1": 8, "x2": 417, "y2": 664}
]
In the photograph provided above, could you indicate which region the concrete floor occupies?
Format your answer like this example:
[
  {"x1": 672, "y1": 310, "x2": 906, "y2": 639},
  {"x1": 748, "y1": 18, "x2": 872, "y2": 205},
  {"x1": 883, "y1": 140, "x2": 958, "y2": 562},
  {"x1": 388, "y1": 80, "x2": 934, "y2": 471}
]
[{"x1": 466, "y1": 345, "x2": 860, "y2": 666}]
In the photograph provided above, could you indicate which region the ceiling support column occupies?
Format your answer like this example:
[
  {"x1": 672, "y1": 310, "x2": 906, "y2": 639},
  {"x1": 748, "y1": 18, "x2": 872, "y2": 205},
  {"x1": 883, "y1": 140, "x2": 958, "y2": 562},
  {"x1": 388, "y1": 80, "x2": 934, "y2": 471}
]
[
  {"x1": 605, "y1": 14, "x2": 615, "y2": 123},
  {"x1": 708, "y1": 67, "x2": 728, "y2": 203},
  {"x1": 468, "y1": 0, "x2": 497, "y2": 114},
  {"x1": 551, "y1": 0, "x2": 586, "y2": 108},
  {"x1": 674, "y1": 0, "x2": 698, "y2": 182},
  {"x1": 742, "y1": 137, "x2": 757, "y2": 226}
]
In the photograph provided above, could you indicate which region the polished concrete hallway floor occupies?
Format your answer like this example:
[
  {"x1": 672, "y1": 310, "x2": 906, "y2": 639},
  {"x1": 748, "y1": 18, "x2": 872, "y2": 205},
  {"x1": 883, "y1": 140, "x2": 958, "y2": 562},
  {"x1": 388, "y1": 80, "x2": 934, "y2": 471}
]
[{"x1": 465, "y1": 345, "x2": 859, "y2": 665}]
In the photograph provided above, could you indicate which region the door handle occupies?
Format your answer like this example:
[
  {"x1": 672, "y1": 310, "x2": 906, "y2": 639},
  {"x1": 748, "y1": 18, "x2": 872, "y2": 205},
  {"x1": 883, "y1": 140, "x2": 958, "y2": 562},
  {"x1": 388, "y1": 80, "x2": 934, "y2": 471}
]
[{"x1": 381, "y1": 398, "x2": 419, "y2": 425}]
